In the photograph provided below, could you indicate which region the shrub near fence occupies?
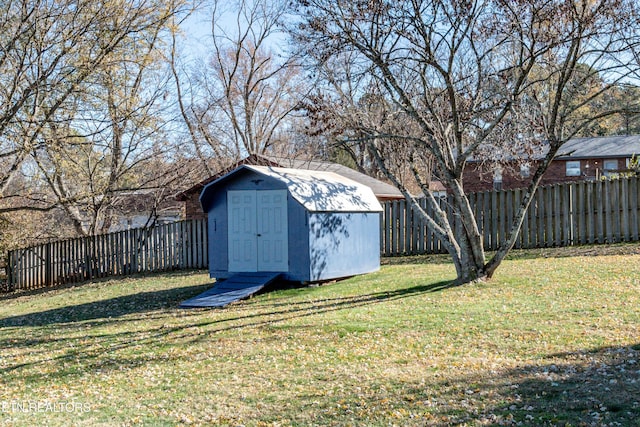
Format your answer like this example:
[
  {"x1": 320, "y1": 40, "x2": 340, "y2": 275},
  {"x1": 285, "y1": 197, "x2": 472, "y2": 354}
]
[
  {"x1": 381, "y1": 177, "x2": 640, "y2": 256},
  {"x1": 5, "y1": 219, "x2": 208, "y2": 292}
]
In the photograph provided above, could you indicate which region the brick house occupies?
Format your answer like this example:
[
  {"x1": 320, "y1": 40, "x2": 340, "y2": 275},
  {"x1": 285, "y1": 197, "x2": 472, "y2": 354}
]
[
  {"x1": 462, "y1": 135, "x2": 640, "y2": 193},
  {"x1": 103, "y1": 189, "x2": 184, "y2": 232},
  {"x1": 175, "y1": 154, "x2": 405, "y2": 220}
]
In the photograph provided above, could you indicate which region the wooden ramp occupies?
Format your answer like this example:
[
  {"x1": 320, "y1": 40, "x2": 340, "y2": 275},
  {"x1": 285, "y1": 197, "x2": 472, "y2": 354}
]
[{"x1": 180, "y1": 272, "x2": 281, "y2": 308}]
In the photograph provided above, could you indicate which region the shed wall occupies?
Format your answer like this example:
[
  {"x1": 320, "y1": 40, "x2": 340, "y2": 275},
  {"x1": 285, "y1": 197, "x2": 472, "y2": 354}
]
[
  {"x1": 207, "y1": 172, "x2": 289, "y2": 278},
  {"x1": 285, "y1": 200, "x2": 310, "y2": 281},
  {"x1": 203, "y1": 167, "x2": 381, "y2": 282},
  {"x1": 207, "y1": 189, "x2": 227, "y2": 276},
  {"x1": 308, "y1": 212, "x2": 380, "y2": 281}
]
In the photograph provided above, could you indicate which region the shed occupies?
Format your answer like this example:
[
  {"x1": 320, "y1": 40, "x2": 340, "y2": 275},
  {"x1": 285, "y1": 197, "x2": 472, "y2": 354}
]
[{"x1": 200, "y1": 165, "x2": 382, "y2": 283}]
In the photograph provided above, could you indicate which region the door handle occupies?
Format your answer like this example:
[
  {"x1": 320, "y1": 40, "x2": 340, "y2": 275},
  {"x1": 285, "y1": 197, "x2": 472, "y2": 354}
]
[{"x1": 256, "y1": 234, "x2": 262, "y2": 237}]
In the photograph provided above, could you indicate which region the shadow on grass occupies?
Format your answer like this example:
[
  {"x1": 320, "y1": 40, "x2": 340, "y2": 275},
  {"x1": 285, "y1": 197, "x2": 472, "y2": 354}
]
[
  {"x1": 257, "y1": 279, "x2": 456, "y2": 309},
  {"x1": 284, "y1": 344, "x2": 640, "y2": 426},
  {"x1": 381, "y1": 253, "x2": 451, "y2": 266},
  {"x1": 0, "y1": 269, "x2": 209, "y2": 302},
  {"x1": 503, "y1": 242, "x2": 640, "y2": 261},
  {"x1": 0, "y1": 279, "x2": 456, "y2": 382},
  {"x1": 367, "y1": 344, "x2": 640, "y2": 426},
  {"x1": 1, "y1": 273, "x2": 638, "y2": 427},
  {"x1": 0, "y1": 282, "x2": 212, "y2": 327},
  {"x1": 0, "y1": 276, "x2": 454, "y2": 329},
  {"x1": 380, "y1": 243, "x2": 640, "y2": 266}
]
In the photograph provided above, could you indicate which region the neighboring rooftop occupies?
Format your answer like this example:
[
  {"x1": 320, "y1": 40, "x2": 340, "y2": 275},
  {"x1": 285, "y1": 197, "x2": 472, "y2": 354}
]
[
  {"x1": 468, "y1": 134, "x2": 640, "y2": 163},
  {"x1": 556, "y1": 135, "x2": 640, "y2": 159}
]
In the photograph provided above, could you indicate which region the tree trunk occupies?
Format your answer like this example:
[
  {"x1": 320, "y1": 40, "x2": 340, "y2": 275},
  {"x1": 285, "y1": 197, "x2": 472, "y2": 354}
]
[{"x1": 448, "y1": 221, "x2": 488, "y2": 284}]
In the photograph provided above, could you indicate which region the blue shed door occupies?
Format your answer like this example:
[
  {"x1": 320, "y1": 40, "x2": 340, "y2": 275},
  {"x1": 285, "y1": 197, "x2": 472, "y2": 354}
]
[{"x1": 228, "y1": 190, "x2": 288, "y2": 272}]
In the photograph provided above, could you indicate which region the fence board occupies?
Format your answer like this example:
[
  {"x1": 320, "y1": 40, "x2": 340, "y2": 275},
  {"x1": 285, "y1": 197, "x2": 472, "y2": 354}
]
[
  {"x1": 489, "y1": 191, "x2": 497, "y2": 250},
  {"x1": 631, "y1": 178, "x2": 639, "y2": 240},
  {"x1": 425, "y1": 201, "x2": 434, "y2": 253},
  {"x1": 553, "y1": 185, "x2": 560, "y2": 247},
  {"x1": 612, "y1": 179, "x2": 621, "y2": 243},
  {"x1": 576, "y1": 182, "x2": 585, "y2": 244},
  {"x1": 418, "y1": 199, "x2": 426, "y2": 253},
  {"x1": 513, "y1": 189, "x2": 523, "y2": 249},
  {"x1": 621, "y1": 179, "x2": 630, "y2": 241},
  {"x1": 5, "y1": 219, "x2": 210, "y2": 292},
  {"x1": 200, "y1": 219, "x2": 207, "y2": 267},
  {"x1": 7, "y1": 177, "x2": 640, "y2": 293},
  {"x1": 378, "y1": 177, "x2": 640, "y2": 257},
  {"x1": 506, "y1": 190, "x2": 513, "y2": 248},
  {"x1": 481, "y1": 192, "x2": 490, "y2": 250},
  {"x1": 562, "y1": 184, "x2": 571, "y2": 246}
]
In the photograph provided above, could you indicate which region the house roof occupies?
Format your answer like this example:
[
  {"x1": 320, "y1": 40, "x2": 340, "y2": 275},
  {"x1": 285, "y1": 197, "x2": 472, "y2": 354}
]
[
  {"x1": 200, "y1": 165, "x2": 383, "y2": 213},
  {"x1": 110, "y1": 189, "x2": 183, "y2": 215},
  {"x1": 176, "y1": 154, "x2": 404, "y2": 201},
  {"x1": 555, "y1": 135, "x2": 640, "y2": 159},
  {"x1": 468, "y1": 134, "x2": 640, "y2": 164}
]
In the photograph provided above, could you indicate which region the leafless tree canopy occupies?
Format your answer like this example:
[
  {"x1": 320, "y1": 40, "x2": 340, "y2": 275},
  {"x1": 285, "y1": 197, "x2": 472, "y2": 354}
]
[
  {"x1": 3, "y1": 0, "x2": 640, "y2": 286},
  {"x1": 0, "y1": 0, "x2": 190, "y2": 246},
  {"x1": 171, "y1": 0, "x2": 307, "y2": 171},
  {"x1": 292, "y1": 0, "x2": 640, "y2": 283}
]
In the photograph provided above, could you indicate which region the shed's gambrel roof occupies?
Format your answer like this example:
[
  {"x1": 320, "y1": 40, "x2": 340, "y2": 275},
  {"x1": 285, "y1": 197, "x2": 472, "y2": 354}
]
[
  {"x1": 261, "y1": 156, "x2": 403, "y2": 200},
  {"x1": 200, "y1": 165, "x2": 383, "y2": 213},
  {"x1": 175, "y1": 154, "x2": 405, "y2": 202}
]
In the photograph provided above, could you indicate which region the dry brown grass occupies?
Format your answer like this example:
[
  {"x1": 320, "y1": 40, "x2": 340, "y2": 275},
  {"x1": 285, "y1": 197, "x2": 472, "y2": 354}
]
[{"x1": 0, "y1": 245, "x2": 638, "y2": 426}]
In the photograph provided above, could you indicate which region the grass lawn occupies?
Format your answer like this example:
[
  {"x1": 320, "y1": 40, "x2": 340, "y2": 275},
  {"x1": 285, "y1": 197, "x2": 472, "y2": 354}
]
[{"x1": 0, "y1": 245, "x2": 639, "y2": 426}]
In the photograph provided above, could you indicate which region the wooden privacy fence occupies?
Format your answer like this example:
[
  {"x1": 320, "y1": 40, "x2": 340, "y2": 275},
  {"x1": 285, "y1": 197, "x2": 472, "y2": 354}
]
[
  {"x1": 381, "y1": 177, "x2": 640, "y2": 256},
  {"x1": 5, "y1": 176, "x2": 640, "y2": 292},
  {"x1": 4, "y1": 219, "x2": 208, "y2": 292}
]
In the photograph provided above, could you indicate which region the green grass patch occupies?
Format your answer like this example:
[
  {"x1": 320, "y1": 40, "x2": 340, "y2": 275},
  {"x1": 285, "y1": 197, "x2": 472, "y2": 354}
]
[{"x1": 1, "y1": 247, "x2": 639, "y2": 426}]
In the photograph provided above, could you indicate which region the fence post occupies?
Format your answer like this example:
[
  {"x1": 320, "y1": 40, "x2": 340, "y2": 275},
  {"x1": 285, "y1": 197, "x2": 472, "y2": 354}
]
[
  {"x1": 4, "y1": 250, "x2": 13, "y2": 292},
  {"x1": 631, "y1": 177, "x2": 639, "y2": 241},
  {"x1": 44, "y1": 242, "x2": 52, "y2": 287},
  {"x1": 6, "y1": 183, "x2": 640, "y2": 293}
]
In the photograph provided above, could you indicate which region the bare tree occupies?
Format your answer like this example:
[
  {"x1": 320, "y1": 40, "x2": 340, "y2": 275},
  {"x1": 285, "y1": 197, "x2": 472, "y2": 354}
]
[
  {"x1": 0, "y1": 0, "x2": 189, "y2": 237},
  {"x1": 292, "y1": 0, "x2": 640, "y2": 284},
  {"x1": 303, "y1": 59, "x2": 437, "y2": 190},
  {"x1": 32, "y1": 19, "x2": 181, "y2": 235},
  {"x1": 172, "y1": 0, "x2": 305, "y2": 167}
]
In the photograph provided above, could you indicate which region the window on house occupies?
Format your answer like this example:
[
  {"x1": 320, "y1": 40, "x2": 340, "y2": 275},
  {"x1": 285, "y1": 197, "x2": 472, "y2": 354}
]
[
  {"x1": 603, "y1": 159, "x2": 618, "y2": 177},
  {"x1": 493, "y1": 167, "x2": 503, "y2": 191},
  {"x1": 520, "y1": 163, "x2": 530, "y2": 178},
  {"x1": 566, "y1": 161, "x2": 581, "y2": 177}
]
